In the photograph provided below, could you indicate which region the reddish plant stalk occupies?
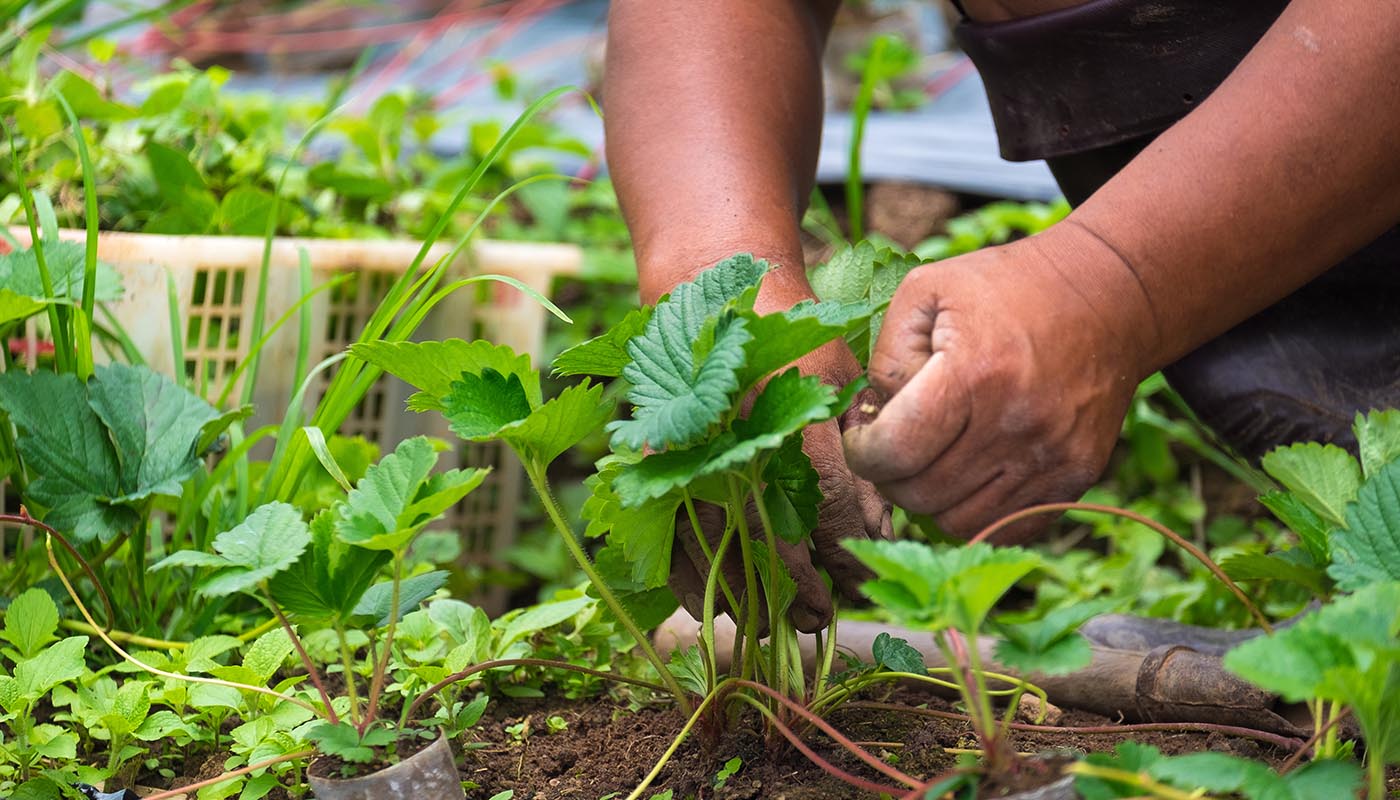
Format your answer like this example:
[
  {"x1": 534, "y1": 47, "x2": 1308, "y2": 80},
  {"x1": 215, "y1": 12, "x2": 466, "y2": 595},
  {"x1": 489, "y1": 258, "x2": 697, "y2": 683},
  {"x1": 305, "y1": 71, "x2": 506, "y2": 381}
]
[
  {"x1": 968, "y1": 501, "x2": 1273, "y2": 632},
  {"x1": 845, "y1": 701, "x2": 1307, "y2": 752},
  {"x1": 2, "y1": 510, "x2": 114, "y2": 629}
]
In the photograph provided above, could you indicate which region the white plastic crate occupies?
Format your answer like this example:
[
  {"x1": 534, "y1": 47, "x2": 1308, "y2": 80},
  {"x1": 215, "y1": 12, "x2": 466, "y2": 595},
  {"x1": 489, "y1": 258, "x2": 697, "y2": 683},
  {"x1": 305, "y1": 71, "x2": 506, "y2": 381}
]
[{"x1": 3, "y1": 228, "x2": 581, "y2": 611}]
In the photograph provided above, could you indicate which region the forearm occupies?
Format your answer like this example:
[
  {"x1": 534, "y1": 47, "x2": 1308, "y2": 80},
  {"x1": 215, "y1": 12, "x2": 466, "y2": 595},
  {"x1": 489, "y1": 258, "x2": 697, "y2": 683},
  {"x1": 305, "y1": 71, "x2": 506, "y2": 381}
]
[
  {"x1": 1056, "y1": 0, "x2": 1400, "y2": 375},
  {"x1": 604, "y1": 0, "x2": 838, "y2": 306}
]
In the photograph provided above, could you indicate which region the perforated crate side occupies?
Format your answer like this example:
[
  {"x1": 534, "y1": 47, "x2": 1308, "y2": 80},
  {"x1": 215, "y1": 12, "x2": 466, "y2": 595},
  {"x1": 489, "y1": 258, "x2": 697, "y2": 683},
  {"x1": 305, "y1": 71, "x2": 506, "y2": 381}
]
[{"x1": 3, "y1": 229, "x2": 581, "y2": 613}]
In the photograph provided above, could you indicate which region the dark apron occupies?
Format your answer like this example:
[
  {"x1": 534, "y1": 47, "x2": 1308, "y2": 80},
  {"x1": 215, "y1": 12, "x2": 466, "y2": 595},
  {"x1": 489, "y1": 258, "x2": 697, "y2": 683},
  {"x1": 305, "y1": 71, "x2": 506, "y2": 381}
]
[{"x1": 955, "y1": 0, "x2": 1400, "y2": 459}]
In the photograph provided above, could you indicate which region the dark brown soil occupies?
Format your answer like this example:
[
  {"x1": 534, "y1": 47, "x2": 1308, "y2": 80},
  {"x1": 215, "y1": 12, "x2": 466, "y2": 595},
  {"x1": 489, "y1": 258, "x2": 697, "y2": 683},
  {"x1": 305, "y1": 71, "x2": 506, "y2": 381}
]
[{"x1": 455, "y1": 692, "x2": 1299, "y2": 800}]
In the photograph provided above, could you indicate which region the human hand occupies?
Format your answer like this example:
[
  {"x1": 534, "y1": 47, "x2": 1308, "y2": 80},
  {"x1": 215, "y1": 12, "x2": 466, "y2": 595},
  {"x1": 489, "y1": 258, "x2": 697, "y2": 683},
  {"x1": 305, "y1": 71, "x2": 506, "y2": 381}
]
[
  {"x1": 844, "y1": 230, "x2": 1153, "y2": 542},
  {"x1": 668, "y1": 331, "x2": 891, "y2": 634}
]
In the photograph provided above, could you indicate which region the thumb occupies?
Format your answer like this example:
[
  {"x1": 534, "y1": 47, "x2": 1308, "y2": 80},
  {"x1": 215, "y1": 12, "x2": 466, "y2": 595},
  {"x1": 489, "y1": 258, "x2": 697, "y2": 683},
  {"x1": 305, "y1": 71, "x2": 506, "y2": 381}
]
[{"x1": 844, "y1": 350, "x2": 969, "y2": 485}]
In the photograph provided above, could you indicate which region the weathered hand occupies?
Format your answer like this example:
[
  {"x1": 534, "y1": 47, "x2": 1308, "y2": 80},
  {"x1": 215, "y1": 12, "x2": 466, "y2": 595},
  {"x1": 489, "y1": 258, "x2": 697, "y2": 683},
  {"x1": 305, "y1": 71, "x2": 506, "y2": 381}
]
[
  {"x1": 669, "y1": 338, "x2": 891, "y2": 634},
  {"x1": 844, "y1": 233, "x2": 1150, "y2": 542}
]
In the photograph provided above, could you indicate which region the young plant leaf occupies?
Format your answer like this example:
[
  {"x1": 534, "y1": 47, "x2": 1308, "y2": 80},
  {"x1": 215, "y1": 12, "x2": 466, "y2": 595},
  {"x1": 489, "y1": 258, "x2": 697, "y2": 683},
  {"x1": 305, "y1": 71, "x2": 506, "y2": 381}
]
[
  {"x1": 1220, "y1": 549, "x2": 1329, "y2": 597},
  {"x1": 155, "y1": 502, "x2": 311, "y2": 597},
  {"x1": 992, "y1": 598, "x2": 1117, "y2": 676},
  {"x1": 353, "y1": 570, "x2": 450, "y2": 626},
  {"x1": 760, "y1": 434, "x2": 822, "y2": 544},
  {"x1": 845, "y1": 539, "x2": 1041, "y2": 634},
  {"x1": 3, "y1": 588, "x2": 60, "y2": 660},
  {"x1": 1355, "y1": 409, "x2": 1400, "y2": 478},
  {"x1": 0, "y1": 239, "x2": 121, "y2": 302},
  {"x1": 608, "y1": 311, "x2": 752, "y2": 452},
  {"x1": 0, "y1": 370, "x2": 133, "y2": 542},
  {"x1": 871, "y1": 632, "x2": 926, "y2": 675},
  {"x1": 611, "y1": 370, "x2": 851, "y2": 507},
  {"x1": 267, "y1": 511, "x2": 391, "y2": 624},
  {"x1": 350, "y1": 339, "x2": 541, "y2": 413},
  {"x1": 1258, "y1": 490, "x2": 1331, "y2": 565},
  {"x1": 1260, "y1": 442, "x2": 1362, "y2": 528},
  {"x1": 552, "y1": 305, "x2": 653, "y2": 378},
  {"x1": 442, "y1": 368, "x2": 533, "y2": 438},
  {"x1": 87, "y1": 363, "x2": 223, "y2": 502},
  {"x1": 335, "y1": 437, "x2": 488, "y2": 552},
  {"x1": 733, "y1": 301, "x2": 871, "y2": 389},
  {"x1": 1329, "y1": 459, "x2": 1400, "y2": 590},
  {"x1": 607, "y1": 255, "x2": 769, "y2": 451},
  {"x1": 442, "y1": 377, "x2": 615, "y2": 468}
]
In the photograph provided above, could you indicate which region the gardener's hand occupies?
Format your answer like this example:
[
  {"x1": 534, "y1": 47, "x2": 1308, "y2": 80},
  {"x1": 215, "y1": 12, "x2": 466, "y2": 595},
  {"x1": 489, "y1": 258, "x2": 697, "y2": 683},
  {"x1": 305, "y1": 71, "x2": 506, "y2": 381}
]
[
  {"x1": 669, "y1": 324, "x2": 891, "y2": 635},
  {"x1": 844, "y1": 229, "x2": 1153, "y2": 542}
]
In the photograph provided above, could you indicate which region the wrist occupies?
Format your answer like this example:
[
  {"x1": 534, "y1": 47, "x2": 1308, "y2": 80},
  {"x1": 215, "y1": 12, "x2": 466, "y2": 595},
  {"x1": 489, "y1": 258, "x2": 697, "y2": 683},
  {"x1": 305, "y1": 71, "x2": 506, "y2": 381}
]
[
  {"x1": 1018, "y1": 218, "x2": 1164, "y2": 380},
  {"x1": 636, "y1": 240, "x2": 813, "y2": 309}
]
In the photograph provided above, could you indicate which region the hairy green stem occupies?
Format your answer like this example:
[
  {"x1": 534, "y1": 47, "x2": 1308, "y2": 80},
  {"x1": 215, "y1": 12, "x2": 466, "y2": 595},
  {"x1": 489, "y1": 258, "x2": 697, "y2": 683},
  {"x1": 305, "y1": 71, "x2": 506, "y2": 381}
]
[
  {"x1": 729, "y1": 479, "x2": 763, "y2": 685},
  {"x1": 526, "y1": 463, "x2": 692, "y2": 714},
  {"x1": 361, "y1": 557, "x2": 404, "y2": 730},
  {"x1": 748, "y1": 469, "x2": 794, "y2": 702},
  {"x1": 700, "y1": 512, "x2": 739, "y2": 692},
  {"x1": 263, "y1": 587, "x2": 338, "y2": 726},
  {"x1": 335, "y1": 626, "x2": 362, "y2": 726}
]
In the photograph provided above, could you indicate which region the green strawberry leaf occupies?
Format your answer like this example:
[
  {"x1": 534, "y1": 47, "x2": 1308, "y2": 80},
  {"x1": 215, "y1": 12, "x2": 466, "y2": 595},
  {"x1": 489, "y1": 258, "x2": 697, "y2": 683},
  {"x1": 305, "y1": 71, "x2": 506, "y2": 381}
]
[
  {"x1": 1330, "y1": 459, "x2": 1400, "y2": 590},
  {"x1": 845, "y1": 539, "x2": 1040, "y2": 633},
  {"x1": 552, "y1": 305, "x2": 653, "y2": 378},
  {"x1": 268, "y1": 511, "x2": 391, "y2": 623},
  {"x1": 353, "y1": 570, "x2": 450, "y2": 626},
  {"x1": 734, "y1": 301, "x2": 871, "y2": 389},
  {"x1": 871, "y1": 632, "x2": 926, "y2": 675},
  {"x1": 592, "y1": 545, "x2": 681, "y2": 629},
  {"x1": 87, "y1": 363, "x2": 222, "y2": 502},
  {"x1": 1220, "y1": 550, "x2": 1329, "y2": 597},
  {"x1": 350, "y1": 339, "x2": 541, "y2": 413},
  {"x1": 4, "y1": 588, "x2": 60, "y2": 660},
  {"x1": 809, "y1": 241, "x2": 878, "y2": 304},
  {"x1": 0, "y1": 289, "x2": 47, "y2": 325},
  {"x1": 307, "y1": 721, "x2": 380, "y2": 764},
  {"x1": 607, "y1": 255, "x2": 769, "y2": 451},
  {"x1": 1257, "y1": 491, "x2": 1331, "y2": 565},
  {"x1": 335, "y1": 437, "x2": 488, "y2": 552},
  {"x1": 0, "y1": 370, "x2": 132, "y2": 542},
  {"x1": 448, "y1": 380, "x2": 614, "y2": 468},
  {"x1": 1261, "y1": 442, "x2": 1362, "y2": 528},
  {"x1": 609, "y1": 311, "x2": 752, "y2": 452},
  {"x1": 442, "y1": 368, "x2": 533, "y2": 439},
  {"x1": 1355, "y1": 409, "x2": 1400, "y2": 478},
  {"x1": 611, "y1": 370, "x2": 851, "y2": 507},
  {"x1": 993, "y1": 598, "x2": 1117, "y2": 676},
  {"x1": 0, "y1": 239, "x2": 122, "y2": 302},
  {"x1": 761, "y1": 434, "x2": 822, "y2": 545},
  {"x1": 155, "y1": 502, "x2": 311, "y2": 597}
]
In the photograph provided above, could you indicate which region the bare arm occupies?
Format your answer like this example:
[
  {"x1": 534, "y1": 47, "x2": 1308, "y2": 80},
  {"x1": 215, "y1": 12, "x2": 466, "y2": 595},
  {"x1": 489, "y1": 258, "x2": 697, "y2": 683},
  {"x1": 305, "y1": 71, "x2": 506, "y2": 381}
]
[
  {"x1": 1067, "y1": 0, "x2": 1400, "y2": 374},
  {"x1": 604, "y1": 0, "x2": 886, "y2": 631},
  {"x1": 847, "y1": 0, "x2": 1400, "y2": 538},
  {"x1": 604, "y1": 0, "x2": 838, "y2": 307}
]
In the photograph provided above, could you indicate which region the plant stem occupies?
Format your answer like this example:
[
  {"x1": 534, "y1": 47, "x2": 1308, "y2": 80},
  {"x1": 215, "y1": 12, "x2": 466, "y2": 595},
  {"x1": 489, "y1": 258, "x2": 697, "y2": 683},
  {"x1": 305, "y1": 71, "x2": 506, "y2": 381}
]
[
  {"x1": 525, "y1": 464, "x2": 692, "y2": 714},
  {"x1": 141, "y1": 749, "x2": 315, "y2": 800},
  {"x1": 335, "y1": 626, "x2": 362, "y2": 726},
  {"x1": 1280, "y1": 707, "x2": 1352, "y2": 773},
  {"x1": 700, "y1": 512, "x2": 739, "y2": 692},
  {"x1": 730, "y1": 693, "x2": 907, "y2": 796},
  {"x1": 748, "y1": 469, "x2": 797, "y2": 702},
  {"x1": 847, "y1": 701, "x2": 1307, "y2": 751},
  {"x1": 4, "y1": 511, "x2": 114, "y2": 630},
  {"x1": 968, "y1": 501, "x2": 1273, "y2": 633},
  {"x1": 728, "y1": 477, "x2": 763, "y2": 684},
  {"x1": 361, "y1": 557, "x2": 404, "y2": 730},
  {"x1": 262, "y1": 587, "x2": 338, "y2": 725},
  {"x1": 58, "y1": 620, "x2": 187, "y2": 651},
  {"x1": 1064, "y1": 763, "x2": 1207, "y2": 800}
]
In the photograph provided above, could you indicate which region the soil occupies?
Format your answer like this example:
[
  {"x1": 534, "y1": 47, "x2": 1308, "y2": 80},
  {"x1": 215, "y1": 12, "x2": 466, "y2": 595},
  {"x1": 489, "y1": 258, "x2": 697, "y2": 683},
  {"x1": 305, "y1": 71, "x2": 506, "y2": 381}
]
[{"x1": 455, "y1": 691, "x2": 1303, "y2": 800}]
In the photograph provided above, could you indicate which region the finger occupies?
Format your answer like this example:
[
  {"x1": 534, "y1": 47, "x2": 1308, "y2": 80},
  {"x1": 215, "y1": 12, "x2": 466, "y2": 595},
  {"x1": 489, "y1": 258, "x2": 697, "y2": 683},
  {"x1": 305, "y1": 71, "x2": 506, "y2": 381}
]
[
  {"x1": 867, "y1": 273, "x2": 938, "y2": 398},
  {"x1": 776, "y1": 538, "x2": 832, "y2": 633},
  {"x1": 803, "y1": 421, "x2": 879, "y2": 603},
  {"x1": 843, "y1": 352, "x2": 971, "y2": 485},
  {"x1": 878, "y1": 454, "x2": 1005, "y2": 518}
]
